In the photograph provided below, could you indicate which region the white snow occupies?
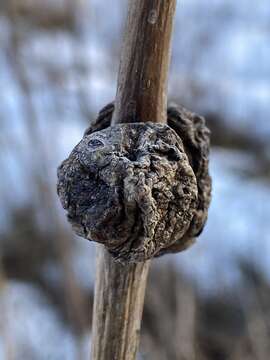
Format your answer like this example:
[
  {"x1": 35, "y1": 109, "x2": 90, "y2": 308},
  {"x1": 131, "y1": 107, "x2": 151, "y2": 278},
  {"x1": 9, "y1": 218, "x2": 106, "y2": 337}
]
[{"x1": 0, "y1": 281, "x2": 89, "y2": 360}]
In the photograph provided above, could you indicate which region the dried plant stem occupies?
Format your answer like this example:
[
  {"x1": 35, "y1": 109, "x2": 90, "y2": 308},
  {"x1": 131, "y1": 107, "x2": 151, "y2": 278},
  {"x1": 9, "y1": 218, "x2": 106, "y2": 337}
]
[
  {"x1": 91, "y1": 248, "x2": 150, "y2": 359},
  {"x1": 112, "y1": 0, "x2": 176, "y2": 125},
  {"x1": 91, "y1": 1, "x2": 177, "y2": 359}
]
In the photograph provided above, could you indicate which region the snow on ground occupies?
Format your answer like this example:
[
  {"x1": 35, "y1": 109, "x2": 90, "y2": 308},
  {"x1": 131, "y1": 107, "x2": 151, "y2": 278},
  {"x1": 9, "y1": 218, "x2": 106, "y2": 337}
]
[{"x1": 0, "y1": 281, "x2": 90, "y2": 360}]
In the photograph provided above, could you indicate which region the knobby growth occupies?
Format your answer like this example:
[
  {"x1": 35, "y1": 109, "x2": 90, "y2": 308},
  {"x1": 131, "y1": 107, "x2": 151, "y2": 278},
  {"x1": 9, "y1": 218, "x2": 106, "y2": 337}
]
[{"x1": 57, "y1": 103, "x2": 211, "y2": 263}]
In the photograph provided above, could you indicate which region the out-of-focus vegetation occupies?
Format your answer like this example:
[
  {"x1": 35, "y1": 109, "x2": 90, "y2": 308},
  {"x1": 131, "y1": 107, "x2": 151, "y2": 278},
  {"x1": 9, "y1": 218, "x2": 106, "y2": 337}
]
[{"x1": 0, "y1": 0, "x2": 269, "y2": 359}]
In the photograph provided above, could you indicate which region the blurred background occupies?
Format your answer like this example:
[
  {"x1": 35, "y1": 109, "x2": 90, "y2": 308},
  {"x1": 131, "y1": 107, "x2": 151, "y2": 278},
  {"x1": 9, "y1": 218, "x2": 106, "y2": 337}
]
[{"x1": 0, "y1": 0, "x2": 269, "y2": 359}]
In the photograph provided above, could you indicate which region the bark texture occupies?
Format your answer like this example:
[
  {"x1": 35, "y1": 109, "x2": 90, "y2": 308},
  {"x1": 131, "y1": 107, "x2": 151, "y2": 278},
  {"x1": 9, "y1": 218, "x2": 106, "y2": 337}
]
[
  {"x1": 57, "y1": 122, "x2": 198, "y2": 263},
  {"x1": 112, "y1": 0, "x2": 176, "y2": 125},
  {"x1": 91, "y1": 247, "x2": 150, "y2": 360},
  {"x1": 83, "y1": 102, "x2": 212, "y2": 255}
]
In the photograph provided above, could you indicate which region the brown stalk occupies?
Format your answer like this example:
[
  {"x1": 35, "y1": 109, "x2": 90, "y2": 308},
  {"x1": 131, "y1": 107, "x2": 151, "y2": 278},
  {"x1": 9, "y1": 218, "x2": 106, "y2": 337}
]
[{"x1": 91, "y1": 1, "x2": 177, "y2": 359}]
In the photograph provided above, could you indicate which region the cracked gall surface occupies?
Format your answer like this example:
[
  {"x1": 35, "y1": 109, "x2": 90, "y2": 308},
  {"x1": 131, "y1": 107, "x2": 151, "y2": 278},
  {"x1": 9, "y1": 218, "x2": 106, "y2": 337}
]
[{"x1": 57, "y1": 122, "x2": 199, "y2": 262}]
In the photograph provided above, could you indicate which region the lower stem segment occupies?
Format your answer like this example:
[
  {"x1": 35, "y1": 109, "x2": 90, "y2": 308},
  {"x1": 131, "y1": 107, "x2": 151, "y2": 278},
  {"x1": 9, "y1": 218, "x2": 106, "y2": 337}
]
[{"x1": 91, "y1": 246, "x2": 150, "y2": 360}]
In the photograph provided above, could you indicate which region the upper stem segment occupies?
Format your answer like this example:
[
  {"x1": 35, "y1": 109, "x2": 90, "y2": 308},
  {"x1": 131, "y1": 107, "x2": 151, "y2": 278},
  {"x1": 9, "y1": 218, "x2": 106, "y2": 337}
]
[{"x1": 112, "y1": 0, "x2": 177, "y2": 125}]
